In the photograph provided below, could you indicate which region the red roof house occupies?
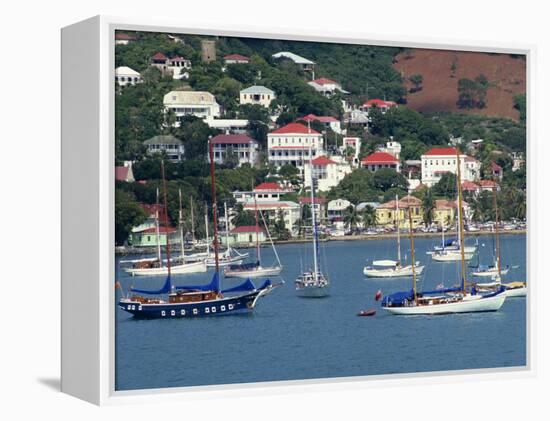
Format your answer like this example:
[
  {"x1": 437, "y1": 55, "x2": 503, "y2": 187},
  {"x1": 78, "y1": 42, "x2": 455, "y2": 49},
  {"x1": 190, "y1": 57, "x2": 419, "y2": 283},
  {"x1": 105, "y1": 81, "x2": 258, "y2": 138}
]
[
  {"x1": 423, "y1": 147, "x2": 459, "y2": 156},
  {"x1": 210, "y1": 134, "x2": 258, "y2": 145},
  {"x1": 224, "y1": 54, "x2": 250, "y2": 63},
  {"x1": 311, "y1": 156, "x2": 336, "y2": 166},
  {"x1": 361, "y1": 152, "x2": 400, "y2": 172},
  {"x1": 270, "y1": 122, "x2": 321, "y2": 135}
]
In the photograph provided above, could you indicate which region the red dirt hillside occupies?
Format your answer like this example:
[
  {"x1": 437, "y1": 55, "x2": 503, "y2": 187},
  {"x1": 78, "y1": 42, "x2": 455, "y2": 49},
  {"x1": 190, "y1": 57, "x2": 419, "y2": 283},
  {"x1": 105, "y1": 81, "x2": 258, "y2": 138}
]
[{"x1": 393, "y1": 49, "x2": 526, "y2": 121}]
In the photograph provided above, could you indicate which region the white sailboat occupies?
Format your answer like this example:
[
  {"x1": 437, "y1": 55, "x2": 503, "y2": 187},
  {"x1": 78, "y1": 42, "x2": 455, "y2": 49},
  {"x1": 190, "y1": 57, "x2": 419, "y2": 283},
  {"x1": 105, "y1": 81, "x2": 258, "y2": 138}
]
[
  {"x1": 125, "y1": 189, "x2": 207, "y2": 276},
  {"x1": 295, "y1": 141, "x2": 330, "y2": 298},
  {"x1": 225, "y1": 200, "x2": 283, "y2": 278},
  {"x1": 382, "y1": 149, "x2": 507, "y2": 315},
  {"x1": 364, "y1": 195, "x2": 424, "y2": 278}
]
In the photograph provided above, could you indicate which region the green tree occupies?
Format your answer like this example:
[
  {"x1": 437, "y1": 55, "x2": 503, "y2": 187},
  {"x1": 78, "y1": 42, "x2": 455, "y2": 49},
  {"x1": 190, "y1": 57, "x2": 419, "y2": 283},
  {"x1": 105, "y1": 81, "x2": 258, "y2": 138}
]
[
  {"x1": 372, "y1": 168, "x2": 408, "y2": 192},
  {"x1": 361, "y1": 205, "x2": 377, "y2": 228},
  {"x1": 422, "y1": 189, "x2": 435, "y2": 226},
  {"x1": 231, "y1": 204, "x2": 256, "y2": 227},
  {"x1": 409, "y1": 74, "x2": 423, "y2": 93},
  {"x1": 432, "y1": 172, "x2": 458, "y2": 199},
  {"x1": 343, "y1": 205, "x2": 360, "y2": 231},
  {"x1": 115, "y1": 190, "x2": 147, "y2": 246}
]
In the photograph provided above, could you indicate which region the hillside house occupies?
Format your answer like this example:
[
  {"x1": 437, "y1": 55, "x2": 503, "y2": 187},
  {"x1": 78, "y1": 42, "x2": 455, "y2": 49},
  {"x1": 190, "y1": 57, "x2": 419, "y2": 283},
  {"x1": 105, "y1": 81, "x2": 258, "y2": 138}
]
[
  {"x1": 115, "y1": 66, "x2": 141, "y2": 87},
  {"x1": 239, "y1": 86, "x2": 275, "y2": 108},
  {"x1": 115, "y1": 162, "x2": 135, "y2": 182},
  {"x1": 144, "y1": 135, "x2": 185, "y2": 162},
  {"x1": 308, "y1": 77, "x2": 347, "y2": 96},
  {"x1": 303, "y1": 155, "x2": 352, "y2": 192},
  {"x1": 361, "y1": 152, "x2": 401, "y2": 172},
  {"x1": 209, "y1": 134, "x2": 259, "y2": 167},
  {"x1": 360, "y1": 99, "x2": 398, "y2": 115},
  {"x1": 300, "y1": 114, "x2": 342, "y2": 134},
  {"x1": 267, "y1": 123, "x2": 325, "y2": 171},
  {"x1": 150, "y1": 52, "x2": 192, "y2": 79},
  {"x1": 233, "y1": 182, "x2": 293, "y2": 204},
  {"x1": 421, "y1": 147, "x2": 480, "y2": 187},
  {"x1": 224, "y1": 54, "x2": 250, "y2": 64},
  {"x1": 115, "y1": 33, "x2": 134, "y2": 45},
  {"x1": 272, "y1": 51, "x2": 315, "y2": 72},
  {"x1": 163, "y1": 91, "x2": 220, "y2": 126}
]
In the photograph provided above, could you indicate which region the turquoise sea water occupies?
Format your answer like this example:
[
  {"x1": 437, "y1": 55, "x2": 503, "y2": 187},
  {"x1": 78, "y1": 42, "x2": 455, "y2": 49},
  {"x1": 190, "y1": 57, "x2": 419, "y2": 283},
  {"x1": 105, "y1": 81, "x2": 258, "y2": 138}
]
[{"x1": 115, "y1": 234, "x2": 526, "y2": 391}]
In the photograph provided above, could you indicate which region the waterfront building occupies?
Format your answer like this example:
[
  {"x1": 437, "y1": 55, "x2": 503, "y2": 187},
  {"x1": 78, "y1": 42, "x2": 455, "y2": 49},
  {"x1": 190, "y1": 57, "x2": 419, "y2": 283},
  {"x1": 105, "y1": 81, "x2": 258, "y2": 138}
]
[
  {"x1": 129, "y1": 226, "x2": 178, "y2": 247},
  {"x1": 144, "y1": 135, "x2": 185, "y2": 162},
  {"x1": 361, "y1": 151, "x2": 401, "y2": 172},
  {"x1": 115, "y1": 66, "x2": 141, "y2": 87},
  {"x1": 303, "y1": 155, "x2": 352, "y2": 192},
  {"x1": 267, "y1": 122, "x2": 324, "y2": 170},
  {"x1": 327, "y1": 199, "x2": 353, "y2": 224},
  {"x1": 243, "y1": 200, "x2": 300, "y2": 232},
  {"x1": 209, "y1": 134, "x2": 260, "y2": 167},
  {"x1": 299, "y1": 197, "x2": 327, "y2": 223},
  {"x1": 375, "y1": 196, "x2": 423, "y2": 229},
  {"x1": 434, "y1": 199, "x2": 457, "y2": 227},
  {"x1": 229, "y1": 225, "x2": 266, "y2": 246},
  {"x1": 421, "y1": 147, "x2": 480, "y2": 187},
  {"x1": 163, "y1": 91, "x2": 220, "y2": 126},
  {"x1": 239, "y1": 86, "x2": 275, "y2": 108},
  {"x1": 224, "y1": 54, "x2": 250, "y2": 64}
]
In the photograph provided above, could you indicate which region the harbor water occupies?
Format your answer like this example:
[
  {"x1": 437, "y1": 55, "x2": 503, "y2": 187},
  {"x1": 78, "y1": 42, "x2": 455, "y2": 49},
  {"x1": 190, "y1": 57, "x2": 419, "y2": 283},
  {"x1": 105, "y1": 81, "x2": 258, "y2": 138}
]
[{"x1": 115, "y1": 234, "x2": 527, "y2": 391}]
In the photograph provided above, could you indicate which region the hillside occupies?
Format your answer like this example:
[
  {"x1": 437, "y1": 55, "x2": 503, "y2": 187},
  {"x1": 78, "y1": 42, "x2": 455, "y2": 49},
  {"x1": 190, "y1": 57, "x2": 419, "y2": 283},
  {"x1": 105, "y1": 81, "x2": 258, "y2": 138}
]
[{"x1": 393, "y1": 49, "x2": 526, "y2": 121}]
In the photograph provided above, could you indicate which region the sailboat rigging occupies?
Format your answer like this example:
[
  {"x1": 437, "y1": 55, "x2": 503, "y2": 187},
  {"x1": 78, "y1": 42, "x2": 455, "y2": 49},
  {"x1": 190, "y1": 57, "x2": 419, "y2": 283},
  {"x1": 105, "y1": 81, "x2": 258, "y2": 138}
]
[{"x1": 118, "y1": 148, "x2": 282, "y2": 319}]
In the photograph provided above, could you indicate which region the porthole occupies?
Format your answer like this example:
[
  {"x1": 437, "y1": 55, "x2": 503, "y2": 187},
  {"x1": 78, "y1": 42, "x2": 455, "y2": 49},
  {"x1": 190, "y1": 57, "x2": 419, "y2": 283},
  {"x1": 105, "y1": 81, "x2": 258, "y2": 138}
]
[
  {"x1": 161, "y1": 311, "x2": 166, "y2": 317},
  {"x1": 228, "y1": 304, "x2": 234, "y2": 310},
  {"x1": 171, "y1": 310, "x2": 176, "y2": 316},
  {"x1": 181, "y1": 309, "x2": 186, "y2": 315},
  {"x1": 193, "y1": 309, "x2": 198, "y2": 315},
  {"x1": 211, "y1": 307, "x2": 216, "y2": 313},
  {"x1": 138, "y1": 306, "x2": 142, "y2": 311},
  {"x1": 221, "y1": 305, "x2": 226, "y2": 311},
  {"x1": 205, "y1": 308, "x2": 210, "y2": 314}
]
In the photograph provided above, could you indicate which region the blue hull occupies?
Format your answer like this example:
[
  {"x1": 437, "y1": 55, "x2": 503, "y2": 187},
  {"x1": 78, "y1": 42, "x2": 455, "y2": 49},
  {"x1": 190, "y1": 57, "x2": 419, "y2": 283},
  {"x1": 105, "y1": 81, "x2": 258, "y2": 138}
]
[{"x1": 119, "y1": 290, "x2": 264, "y2": 319}]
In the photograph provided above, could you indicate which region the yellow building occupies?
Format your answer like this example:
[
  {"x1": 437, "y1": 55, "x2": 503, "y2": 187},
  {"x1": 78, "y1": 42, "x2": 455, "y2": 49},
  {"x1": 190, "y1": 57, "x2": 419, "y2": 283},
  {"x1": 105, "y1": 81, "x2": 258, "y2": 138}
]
[
  {"x1": 433, "y1": 199, "x2": 457, "y2": 227},
  {"x1": 376, "y1": 196, "x2": 423, "y2": 229}
]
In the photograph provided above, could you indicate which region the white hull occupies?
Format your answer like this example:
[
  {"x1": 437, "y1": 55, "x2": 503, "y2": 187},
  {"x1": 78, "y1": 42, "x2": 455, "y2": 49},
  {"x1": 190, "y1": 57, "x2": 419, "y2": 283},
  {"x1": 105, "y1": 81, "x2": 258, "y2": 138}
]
[
  {"x1": 126, "y1": 260, "x2": 207, "y2": 276},
  {"x1": 504, "y1": 286, "x2": 527, "y2": 298},
  {"x1": 472, "y1": 267, "x2": 510, "y2": 277},
  {"x1": 295, "y1": 284, "x2": 330, "y2": 298},
  {"x1": 432, "y1": 251, "x2": 474, "y2": 262},
  {"x1": 363, "y1": 264, "x2": 424, "y2": 278},
  {"x1": 206, "y1": 257, "x2": 243, "y2": 268},
  {"x1": 383, "y1": 292, "x2": 506, "y2": 315},
  {"x1": 225, "y1": 266, "x2": 283, "y2": 278}
]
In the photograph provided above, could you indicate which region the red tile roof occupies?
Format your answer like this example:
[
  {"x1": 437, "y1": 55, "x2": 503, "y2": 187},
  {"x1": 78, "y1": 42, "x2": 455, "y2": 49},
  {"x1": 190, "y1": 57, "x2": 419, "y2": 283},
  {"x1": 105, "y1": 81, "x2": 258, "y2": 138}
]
[
  {"x1": 254, "y1": 182, "x2": 283, "y2": 191},
  {"x1": 115, "y1": 166, "x2": 130, "y2": 181},
  {"x1": 210, "y1": 134, "x2": 257, "y2": 145},
  {"x1": 435, "y1": 199, "x2": 456, "y2": 210},
  {"x1": 462, "y1": 181, "x2": 479, "y2": 191},
  {"x1": 270, "y1": 122, "x2": 321, "y2": 135},
  {"x1": 312, "y1": 77, "x2": 338, "y2": 86},
  {"x1": 230, "y1": 225, "x2": 264, "y2": 234},
  {"x1": 378, "y1": 196, "x2": 420, "y2": 210},
  {"x1": 311, "y1": 156, "x2": 336, "y2": 166},
  {"x1": 491, "y1": 162, "x2": 503, "y2": 171},
  {"x1": 363, "y1": 99, "x2": 397, "y2": 108},
  {"x1": 152, "y1": 52, "x2": 168, "y2": 61},
  {"x1": 115, "y1": 33, "x2": 134, "y2": 40},
  {"x1": 300, "y1": 114, "x2": 339, "y2": 123},
  {"x1": 479, "y1": 180, "x2": 498, "y2": 188},
  {"x1": 361, "y1": 151, "x2": 399, "y2": 164},
  {"x1": 224, "y1": 54, "x2": 250, "y2": 61},
  {"x1": 423, "y1": 147, "x2": 459, "y2": 156}
]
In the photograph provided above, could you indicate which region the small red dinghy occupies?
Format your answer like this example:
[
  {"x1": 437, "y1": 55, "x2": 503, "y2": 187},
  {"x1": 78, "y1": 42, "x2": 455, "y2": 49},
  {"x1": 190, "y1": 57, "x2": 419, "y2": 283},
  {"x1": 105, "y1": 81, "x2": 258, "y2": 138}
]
[{"x1": 357, "y1": 309, "x2": 376, "y2": 317}]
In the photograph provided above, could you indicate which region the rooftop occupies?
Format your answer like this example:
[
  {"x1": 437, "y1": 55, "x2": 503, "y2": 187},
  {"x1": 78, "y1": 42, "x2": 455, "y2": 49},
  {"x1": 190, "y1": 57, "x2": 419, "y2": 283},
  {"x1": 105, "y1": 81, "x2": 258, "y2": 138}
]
[
  {"x1": 311, "y1": 77, "x2": 338, "y2": 86},
  {"x1": 152, "y1": 52, "x2": 168, "y2": 61},
  {"x1": 270, "y1": 122, "x2": 321, "y2": 135},
  {"x1": 164, "y1": 90, "x2": 218, "y2": 105},
  {"x1": 115, "y1": 66, "x2": 140, "y2": 76},
  {"x1": 363, "y1": 99, "x2": 398, "y2": 108},
  {"x1": 115, "y1": 33, "x2": 134, "y2": 40},
  {"x1": 254, "y1": 182, "x2": 284, "y2": 191},
  {"x1": 230, "y1": 225, "x2": 264, "y2": 234},
  {"x1": 143, "y1": 135, "x2": 183, "y2": 145},
  {"x1": 272, "y1": 51, "x2": 315, "y2": 65},
  {"x1": 240, "y1": 85, "x2": 275, "y2": 95},
  {"x1": 311, "y1": 156, "x2": 337, "y2": 166},
  {"x1": 224, "y1": 54, "x2": 250, "y2": 61},
  {"x1": 423, "y1": 147, "x2": 459, "y2": 157},
  {"x1": 362, "y1": 152, "x2": 399, "y2": 164},
  {"x1": 300, "y1": 114, "x2": 339, "y2": 123},
  {"x1": 210, "y1": 134, "x2": 258, "y2": 145}
]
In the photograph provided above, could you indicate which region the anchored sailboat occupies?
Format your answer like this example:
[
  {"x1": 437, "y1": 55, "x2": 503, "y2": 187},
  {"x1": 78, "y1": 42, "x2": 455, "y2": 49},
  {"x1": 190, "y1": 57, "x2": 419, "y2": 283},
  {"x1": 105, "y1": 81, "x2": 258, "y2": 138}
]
[
  {"x1": 381, "y1": 149, "x2": 507, "y2": 315},
  {"x1": 225, "y1": 198, "x2": 283, "y2": 278},
  {"x1": 118, "y1": 148, "x2": 282, "y2": 319},
  {"x1": 363, "y1": 195, "x2": 424, "y2": 278},
  {"x1": 295, "y1": 142, "x2": 329, "y2": 298}
]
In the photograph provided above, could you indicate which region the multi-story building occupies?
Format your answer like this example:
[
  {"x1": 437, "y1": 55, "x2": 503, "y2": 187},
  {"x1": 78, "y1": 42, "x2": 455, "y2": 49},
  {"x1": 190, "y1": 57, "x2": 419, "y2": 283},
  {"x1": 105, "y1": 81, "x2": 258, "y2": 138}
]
[
  {"x1": 233, "y1": 182, "x2": 293, "y2": 204},
  {"x1": 377, "y1": 140, "x2": 401, "y2": 159},
  {"x1": 163, "y1": 91, "x2": 220, "y2": 127},
  {"x1": 361, "y1": 152, "x2": 401, "y2": 172},
  {"x1": 421, "y1": 147, "x2": 480, "y2": 187},
  {"x1": 327, "y1": 199, "x2": 353, "y2": 223},
  {"x1": 303, "y1": 156, "x2": 352, "y2": 192},
  {"x1": 300, "y1": 114, "x2": 342, "y2": 134},
  {"x1": 242, "y1": 201, "x2": 300, "y2": 233},
  {"x1": 209, "y1": 134, "x2": 259, "y2": 167},
  {"x1": 299, "y1": 197, "x2": 327, "y2": 223},
  {"x1": 115, "y1": 66, "x2": 141, "y2": 87},
  {"x1": 359, "y1": 98, "x2": 398, "y2": 115},
  {"x1": 239, "y1": 86, "x2": 275, "y2": 108},
  {"x1": 375, "y1": 196, "x2": 423, "y2": 229},
  {"x1": 150, "y1": 52, "x2": 192, "y2": 80},
  {"x1": 143, "y1": 135, "x2": 185, "y2": 162},
  {"x1": 267, "y1": 123, "x2": 324, "y2": 170}
]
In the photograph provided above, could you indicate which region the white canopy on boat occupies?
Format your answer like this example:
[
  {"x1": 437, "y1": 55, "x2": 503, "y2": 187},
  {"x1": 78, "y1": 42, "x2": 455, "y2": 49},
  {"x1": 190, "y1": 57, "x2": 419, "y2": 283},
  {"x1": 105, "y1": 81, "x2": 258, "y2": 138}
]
[{"x1": 372, "y1": 259, "x2": 398, "y2": 267}]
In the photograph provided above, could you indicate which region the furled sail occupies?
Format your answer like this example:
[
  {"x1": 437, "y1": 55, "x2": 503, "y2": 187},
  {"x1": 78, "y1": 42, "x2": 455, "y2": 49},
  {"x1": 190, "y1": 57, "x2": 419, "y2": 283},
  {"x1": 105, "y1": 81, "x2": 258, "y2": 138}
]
[
  {"x1": 175, "y1": 272, "x2": 221, "y2": 293},
  {"x1": 130, "y1": 275, "x2": 172, "y2": 295},
  {"x1": 222, "y1": 278, "x2": 256, "y2": 293}
]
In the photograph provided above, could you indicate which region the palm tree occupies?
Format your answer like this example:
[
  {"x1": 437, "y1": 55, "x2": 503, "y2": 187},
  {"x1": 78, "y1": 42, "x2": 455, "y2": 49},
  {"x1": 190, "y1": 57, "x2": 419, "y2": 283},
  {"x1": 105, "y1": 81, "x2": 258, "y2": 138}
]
[
  {"x1": 344, "y1": 205, "x2": 360, "y2": 232},
  {"x1": 422, "y1": 190, "x2": 435, "y2": 226},
  {"x1": 361, "y1": 205, "x2": 377, "y2": 229}
]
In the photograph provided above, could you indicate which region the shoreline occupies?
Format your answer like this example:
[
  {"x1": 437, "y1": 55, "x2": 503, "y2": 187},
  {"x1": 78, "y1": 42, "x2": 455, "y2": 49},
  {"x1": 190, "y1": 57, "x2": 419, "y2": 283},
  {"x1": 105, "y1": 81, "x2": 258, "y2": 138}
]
[{"x1": 116, "y1": 229, "x2": 526, "y2": 254}]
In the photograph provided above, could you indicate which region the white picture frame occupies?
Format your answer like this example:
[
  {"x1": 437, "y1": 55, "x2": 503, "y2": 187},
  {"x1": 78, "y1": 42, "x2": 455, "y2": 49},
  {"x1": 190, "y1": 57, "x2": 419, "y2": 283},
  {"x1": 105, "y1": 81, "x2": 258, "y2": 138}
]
[{"x1": 61, "y1": 15, "x2": 535, "y2": 406}]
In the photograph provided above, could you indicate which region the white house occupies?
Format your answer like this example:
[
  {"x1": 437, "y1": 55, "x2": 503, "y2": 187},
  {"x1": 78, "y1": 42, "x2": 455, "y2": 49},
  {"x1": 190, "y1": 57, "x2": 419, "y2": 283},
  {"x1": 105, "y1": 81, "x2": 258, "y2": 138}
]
[
  {"x1": 203, "y1": 117, "x2": 249, "y2": 134},
  {"x1": 229, "y1": 225, "x2": 266, "y2": 246},
  {"x1": 308, "y1": 77, "x2": 347, "y2": 96},
  {"x1": 143, "y1": 135, "x2": 185, "y2": 162},
  {"x1": 300, "y1": 114, "x2": 342, "y2": 134},
  {"x1": 243, "y1": 200, "x2": 300, "y2": 233},
  {"x1": 421, "y1": 147, "x2": 481, "y2": 187},
  {"x1": 377, "y1": 140, "x2": 401, "y2": 159},
  {"x1": 115, "y1": 66, "x2": 141, "y2": 87},
  {"x1": 164, "y1": 91, "x2": 220, "y2": 127},
  {"x1": 341, "y1": 137, "x2": 362, "y2": 165},
  {"x1": 267, "y1": 122, "x2": 325, "y2": 171},
  {"x1": 272, "y1": 51, "x2": 315, "y2": 72},
  {"x1": 299, "y1": 197, "x2": 327, "y2": 223},
  {"x1": 209, "y1": 134, "x2": 260, "y2": 167},
  {"x1": 233, "y1": 182, "x2": 293, "y2": 204},
  {"x1": 303, "y1": 156, "x2": 352, "y2": 192},
  {"x1": 115, "y1": 162, "x2": 135, "y2": 182},
  {"x1": 328, "y1": 199, "x2": 353, "y2": 223},
  {"x1": 150, "y1": 52, "x2": 192, "y2": 79},
  {"x1": 115, "y1": 33, "x2": 134, "y2": 45},
  {"x1": 360, "y1": 98, "x2": 398, "y2": 115},
  {"x1": 224, "y1": 54, "x2": 250, "y2": 64},
  {"x1": 361, "y1": 152, "x2": 401, "y2": 172},
  {"x1": 239, "y1": 86, "x2": 276, "y2": 108}
]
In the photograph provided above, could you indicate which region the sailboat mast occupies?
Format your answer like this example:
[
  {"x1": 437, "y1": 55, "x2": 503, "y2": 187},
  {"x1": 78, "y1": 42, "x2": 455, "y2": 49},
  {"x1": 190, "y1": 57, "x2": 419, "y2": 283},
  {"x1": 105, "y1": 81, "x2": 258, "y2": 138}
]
[
  {"x1": 492, "y1": 186, "x2": 502, "y2": 276},
  {"x1": 179, "y1": 188, "x2": 185, "y2": 260},
  {"x1": 224, "y1": 201, "x2": 230, "y2": 252},
  {"x1": 190, "y1": 195, "x2": 196, "y2": 243},
  {"x1": 309, "y1": 146, "x2": 320, "y2": 279},
  {"x1": 161, "y1": 161, "x2": 172, "y2": 279},
  {"x1": 204, "y1": 205, "x2": 210, "y2": 258},
  {"x1": 395, "y1": 194, "x2": 401, "y2": 264},
  {"x1": 208, "y1": 139, "x2": 220, "y2": 273},
  {"x1": 155, "y1": 187, "x2": 162, "y2": 264},
  {"x1": 455, "y1": 148, "x2": 467, "y2": 293},
  {"x1": 254, "y1": 194, "x2": 261, "y2": 264},
  {"x1": 407, "y1": 205, "x2": 417, "y2": 303}
]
